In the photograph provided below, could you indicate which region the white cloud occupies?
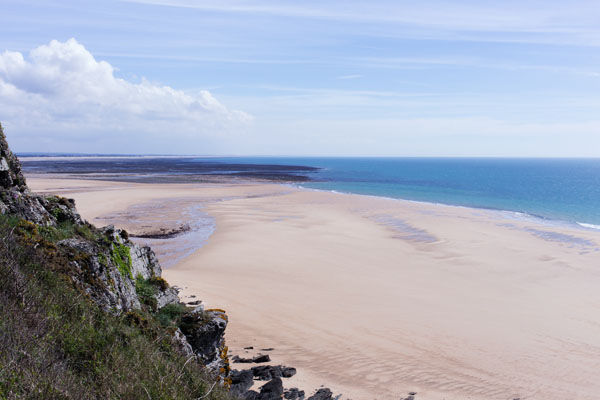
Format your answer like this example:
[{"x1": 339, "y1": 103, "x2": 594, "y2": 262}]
[{"x1": 0, "y1": 38, "x2": 251, "y2": 153}]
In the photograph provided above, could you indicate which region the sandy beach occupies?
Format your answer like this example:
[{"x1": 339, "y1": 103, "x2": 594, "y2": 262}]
[{"x1": 27, "y1": 175, "x2": 600, "y2": 400}]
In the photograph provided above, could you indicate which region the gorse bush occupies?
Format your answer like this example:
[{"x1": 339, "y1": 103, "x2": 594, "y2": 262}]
[{"x1": 0, "y1": 215, "x2": 234, "y2": 400}]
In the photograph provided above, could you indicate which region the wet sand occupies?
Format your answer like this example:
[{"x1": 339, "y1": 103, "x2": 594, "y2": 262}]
[{"x1": 27, "y1": 175, "x2": 600, "y2": 400}]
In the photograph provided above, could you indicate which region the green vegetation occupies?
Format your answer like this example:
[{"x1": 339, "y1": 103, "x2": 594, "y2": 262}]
[
  {"x1": 135, "y1": 275, "x2": 158, "y2": 311},
  {"x1": 98, "y1": 252, "x2": 107, "y2": 267},
  {"x1": 135, "y1": 276, "x2": 187, "y2": 322},
  {"x1": 0, "y1": 215, "x2": 233, "y2": 400},
  {"x1": 38, "y1": 221, "x2": 96, "y2": 243},
  {"x1": 156, "y1": 303, "x2": 189, "y2": 328},
  {"x1": 111, "y1": 243, "x2": 132, "y2": 279}
]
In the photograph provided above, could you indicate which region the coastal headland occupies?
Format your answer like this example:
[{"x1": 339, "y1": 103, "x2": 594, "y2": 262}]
[{"x1": 27, "y1": 174, "x2": 600, "y2": 400}]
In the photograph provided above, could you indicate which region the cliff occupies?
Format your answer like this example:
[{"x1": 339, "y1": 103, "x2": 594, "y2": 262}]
[
  {"x1": 0, "y1": 123, "x2": 232, "y2": 399},
  {"x1": 0, "y1": 123, "x2": 336, "y2": 400}
]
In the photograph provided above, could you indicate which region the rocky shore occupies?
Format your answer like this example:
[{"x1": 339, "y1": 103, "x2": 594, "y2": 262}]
[{"x1": 130, "y1": 223, "x2": 192, "y2": 239}]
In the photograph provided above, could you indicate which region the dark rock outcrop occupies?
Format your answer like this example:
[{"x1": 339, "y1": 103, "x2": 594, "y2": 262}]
[
  {"x1": 233, "y1": 354, "x2": 271, "y2": 364},
  {"x1": 180, "y1": 307, "x2": 229, "y2": 372},
  {"x1": 284, "y1": 388, "x2": 305, "y2": 400},
  {"x1": 252, "y1": 365, "x2": 297, "y2": 381},
  {"x1": 307, "y1": 388, "x2": 333, "y2": 400},
  {"x1": 230, "y1": 369, "x2": 255, "y2": 396},
  {"x1": 256, "y1": 378, "x2": 284, "y2": 400}
]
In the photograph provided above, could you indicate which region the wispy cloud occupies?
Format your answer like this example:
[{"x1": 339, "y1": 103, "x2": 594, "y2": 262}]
[
  {"x1": 97, "y1": 52, "x2": 317, "y2": 65},
  {"x1": 336, "y1": 74, "x2": 363, "y2": 80},
  {"x1": 123, "y1": 0, "x2": 600, "y2": 46}
]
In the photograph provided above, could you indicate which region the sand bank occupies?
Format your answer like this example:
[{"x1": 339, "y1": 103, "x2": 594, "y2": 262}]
[{"x1": 27, "y1": 175, "x2": 600, "y2": 400}]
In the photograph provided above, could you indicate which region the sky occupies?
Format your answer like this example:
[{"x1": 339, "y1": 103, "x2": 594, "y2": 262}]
[{"x1": 1, "y1": 0, "x2": 600, "y2": 156}]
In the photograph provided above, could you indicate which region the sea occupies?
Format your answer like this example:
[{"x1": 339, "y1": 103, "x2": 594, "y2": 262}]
[
  {"x1": 19, "y1": 155, "x2": 600, "y2": 229},
  {"x1": 202, "y1": 157, "x2": 600, "y2": 229}
]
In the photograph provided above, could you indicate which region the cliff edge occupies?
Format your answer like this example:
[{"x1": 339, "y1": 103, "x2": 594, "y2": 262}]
[{"x1": 0, "y1": 123, "x2": 231, "y2": 399}]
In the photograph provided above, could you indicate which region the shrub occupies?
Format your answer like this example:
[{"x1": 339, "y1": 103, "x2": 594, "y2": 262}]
[
  {"x1": 135, "y1": 275, "x2": 158, "y2": 311},
  {"x1": 156, "y1": 303, "x2": 188, "y2": 327}
]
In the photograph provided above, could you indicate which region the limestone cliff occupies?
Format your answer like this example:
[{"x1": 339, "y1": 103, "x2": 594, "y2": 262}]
[{"x1": 0, "y1": 122, "x2": 230, "y2": 391}]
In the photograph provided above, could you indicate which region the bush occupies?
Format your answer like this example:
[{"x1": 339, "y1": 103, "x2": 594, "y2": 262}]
[
  {"x1": 135, "y1": 275, "x2": 158, "y2": 311},
  {"x1": 157, "y1": 303, "x2": 189, "y2": 327}
]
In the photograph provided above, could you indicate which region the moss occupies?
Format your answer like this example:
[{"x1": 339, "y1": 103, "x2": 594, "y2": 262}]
[{"x1": 111, "y1": 243, "x2": 132, "y2": 279}]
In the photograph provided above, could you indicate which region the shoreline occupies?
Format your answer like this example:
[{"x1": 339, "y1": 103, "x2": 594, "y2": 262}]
[
  {"x1": 26, "y1": 172, "x2": 600, "y2": 235},
  {"x1": 25, "y1": 174, "x2": 600, "y2": 399},
  {"x1": 295, "y1": 183, "x2": 600, "y2": 233}
]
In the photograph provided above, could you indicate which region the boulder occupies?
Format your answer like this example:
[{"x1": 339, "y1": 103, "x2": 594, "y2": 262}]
[
  {"x1": 252, "y1": 365, "x2": 296, "y2": 380},
  {"x1": 307, "y1": 388, "x2": 333, "y2": 400},
  {"x1": 233, "y1": 354, "x2": 271, "y2": 363},
  {"x1": 230, "y1": 369, "x2": 254, "y2": 396},
  {"x1": 284, "y1": 388, "x2": 305, "y2": 400},
  {"x1": 256, "y1": 378, "x2": 284, "y2": 400}
]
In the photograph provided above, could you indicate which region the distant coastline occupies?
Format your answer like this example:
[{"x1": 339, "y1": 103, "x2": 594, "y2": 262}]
[
  {"x1": 20, "y1": 154, "x2": 600, "y2": 229},
  {"x1": 20, "y1": 155, "x2": 319, "y2": 182}
]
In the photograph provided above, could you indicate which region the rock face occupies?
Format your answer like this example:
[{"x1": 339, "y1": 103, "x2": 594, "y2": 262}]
[
  {"x1": 56, "y1": 225, "x2": 183, "y2": 314},
  {"x1": 0, "y1": 123, "x2": 83, "y2": 225},
  {"x1": 180, "y1": 307, "x2": 230, "y2": 376},
  {"x1": 0, "y1": 122, "x2": 230, "y2": 383},
  {"x1": 0, "y1": 123, "x2": 26, "y2": 191}
]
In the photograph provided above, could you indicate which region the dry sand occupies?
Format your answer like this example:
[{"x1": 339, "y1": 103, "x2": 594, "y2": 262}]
[{"x1": 28, "y1": 175, "x2": 600, "y2": 400}]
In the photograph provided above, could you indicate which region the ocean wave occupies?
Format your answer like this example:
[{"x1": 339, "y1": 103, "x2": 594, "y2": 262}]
[{"x1": 577, "y1": 222, "x2": 600, "y2": 231}]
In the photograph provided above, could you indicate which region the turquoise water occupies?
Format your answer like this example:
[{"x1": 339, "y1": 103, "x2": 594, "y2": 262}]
[{"x1": 205, "y1": 157, "x2": 600, "y2": 228}]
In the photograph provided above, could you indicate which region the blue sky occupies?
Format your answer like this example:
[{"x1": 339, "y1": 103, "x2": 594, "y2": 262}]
[{"x1": 1, "y1": 0, "x2": 600, "y2": 156}]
